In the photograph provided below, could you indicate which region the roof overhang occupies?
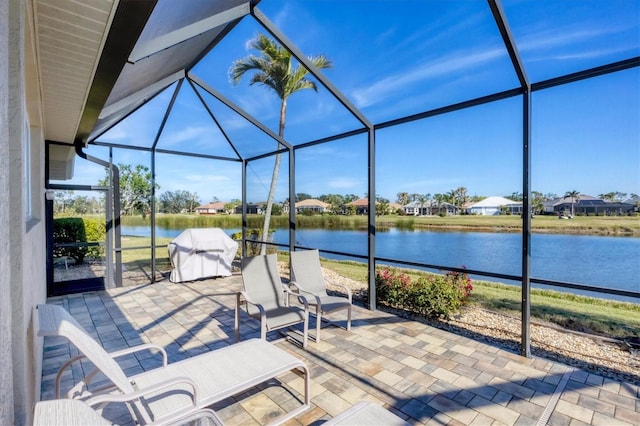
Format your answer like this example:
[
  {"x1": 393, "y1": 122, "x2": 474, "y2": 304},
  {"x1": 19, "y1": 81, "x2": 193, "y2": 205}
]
[
  {"x1": 36, "y1": 0, "x2": 255, "y2": 147},
  {"x1": 85, "y1": 0, "x2": 253, "y2": 145},
  {"x1": 35, "y1": 0, "x2": 122, "y2": 144}
]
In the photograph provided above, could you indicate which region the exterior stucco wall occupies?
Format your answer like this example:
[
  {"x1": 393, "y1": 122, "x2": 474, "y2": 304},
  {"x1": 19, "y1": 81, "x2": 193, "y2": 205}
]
[
  {"x1": 1, "y1": 0, "x2": 47, "y2": 424},
  {"x1": 470, "y1": 206, "x2": 500, "y2": 216},
  {"x1": 0, "y1": 0, "x2": 15, "y2": 423}
]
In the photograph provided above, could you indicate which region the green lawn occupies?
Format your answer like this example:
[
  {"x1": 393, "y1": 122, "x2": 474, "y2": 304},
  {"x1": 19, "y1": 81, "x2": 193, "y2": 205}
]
[
  {"x1": 313, "y1": 257, "x2": 640, "y2": 341},
  {"x1": 119, "y1": 235, "x2": 173, "y2": 270}
]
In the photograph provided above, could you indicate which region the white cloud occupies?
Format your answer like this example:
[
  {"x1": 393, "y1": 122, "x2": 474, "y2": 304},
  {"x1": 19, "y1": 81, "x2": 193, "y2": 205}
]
[
  {"x1": 160, "y1": 126, "x2": 209, "y2": 147},
  {"x1": 529, "y1": 45, "x2": 637, "y2": 63},
  {"x1": 160, "y1": 172, "x2": 239, "y2": 202},
  {"x1": 216, "y1": 113, "x2": 252, "y2": 132},
  {"x1": 272, "y1": 3, "x2": 292, "y2": 29},
  {"x1": 351, "y1": 47, "x2": 504, "y2": 108},
  {"x1": 183, "y1": 174, "x2": 231, "y2": 183},
  {"x1": 515, "y1": 19, "x2": 640, "y2": 65},
  {"x1": 518, "y1": 24, "x2": 630, "y2": 53},
  {"x1": 100, "y1": 125, "x2": 128, "y2": 141},
  {"x1": 328, "y1": 177, "x2": 362, "y2": 190},
  {"x1": 237, "y1": 90, "x2": 279, "y2": 120}
]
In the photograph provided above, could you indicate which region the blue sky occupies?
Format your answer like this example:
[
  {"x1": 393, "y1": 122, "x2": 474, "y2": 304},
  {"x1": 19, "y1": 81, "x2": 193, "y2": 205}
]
[{"x1": 62, "y1": 0, "x2": 640, "y2": 205}]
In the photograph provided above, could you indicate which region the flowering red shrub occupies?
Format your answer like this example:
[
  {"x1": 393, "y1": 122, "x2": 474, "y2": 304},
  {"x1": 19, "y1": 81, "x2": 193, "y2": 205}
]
[
  {"x1": 375, "y1": 266, "x2": 473, "y2": 319},
  {"x1": 375, "y1": 267, "x2": 412, "y2": 308}
]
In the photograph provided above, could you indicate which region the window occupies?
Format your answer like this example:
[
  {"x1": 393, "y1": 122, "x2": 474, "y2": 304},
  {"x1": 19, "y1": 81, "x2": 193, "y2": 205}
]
[{"x1": 23, "y1": 119, "x2": 31, "y2": 221}]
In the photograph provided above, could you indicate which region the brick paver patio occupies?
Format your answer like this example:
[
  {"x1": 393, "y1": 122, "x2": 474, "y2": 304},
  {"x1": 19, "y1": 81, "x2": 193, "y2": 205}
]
[{"x1": 40, "y1": 274, "x2": 640, "y2": 425}]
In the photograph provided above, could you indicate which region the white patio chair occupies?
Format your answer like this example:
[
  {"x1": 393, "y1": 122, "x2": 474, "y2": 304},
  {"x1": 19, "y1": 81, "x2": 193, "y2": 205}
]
[
  {"x1": 35, "y1": 304, "x2": 310, "y2": 426},
  {"x1": 236, "y1": 253, "x2": 310, "y2": 348},
  {"x1": 289, "y1": 249, "x2": 352, "y2": 343}
]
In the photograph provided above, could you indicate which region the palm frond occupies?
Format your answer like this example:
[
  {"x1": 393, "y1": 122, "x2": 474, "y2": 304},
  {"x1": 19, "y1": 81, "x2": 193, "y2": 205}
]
[{"x1": 230, "y1": 33, "x2": 333, "y2": 101}]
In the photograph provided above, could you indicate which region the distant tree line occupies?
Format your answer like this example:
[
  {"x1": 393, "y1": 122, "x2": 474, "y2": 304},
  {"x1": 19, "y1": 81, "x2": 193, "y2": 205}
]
[
  {"x1": 54, "y1": 163, "x2": 639, "y2": 217},
  {"x1": 52, "y1": 190, "x2": 103, "y2": 215},
  {"x1": 158, "y1": 190, "x2": 200, "y2": 214}
]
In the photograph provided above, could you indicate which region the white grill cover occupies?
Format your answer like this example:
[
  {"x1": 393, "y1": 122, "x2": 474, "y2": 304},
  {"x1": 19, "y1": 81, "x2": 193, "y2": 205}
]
[{"x1": 168, "y1": 228, "x2": 238, "y2": 283}]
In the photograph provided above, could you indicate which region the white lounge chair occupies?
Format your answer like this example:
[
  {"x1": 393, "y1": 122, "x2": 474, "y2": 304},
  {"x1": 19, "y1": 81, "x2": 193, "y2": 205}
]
[
  {"x1": 33, "y1": 399, "x2": 112, "y2": 426},
  {"x1": 289, "y1": 249, "x2": 352, "y2": 343},
  {"x1": 323, "y1": 402, "x2": 411, "y2": 425},
  {"x1": 36, "y1": 303, "x2": 310, "y2": 426},
  {"x1": 236, "y1": 254, "x2": 310, "y2": 348},
  {"x1": 33, "y1": 398, "x2": 224, "y2": 426}
]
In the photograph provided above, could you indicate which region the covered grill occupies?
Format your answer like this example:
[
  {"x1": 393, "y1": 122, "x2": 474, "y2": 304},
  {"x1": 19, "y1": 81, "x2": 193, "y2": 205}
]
[{"x1": 168, "y1": 228, "x2": 238, "y2": 283}]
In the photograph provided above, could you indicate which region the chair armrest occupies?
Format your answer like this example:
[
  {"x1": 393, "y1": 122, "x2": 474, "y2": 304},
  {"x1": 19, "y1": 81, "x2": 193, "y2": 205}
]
[
  {"x1": 58, "y1": 344, "x2": 169, "y2": 399},
  {"x1": 108, "y1": 343, "x2": 168, "y2": 367},
  {"x1": 239, "y1": 290, "x2": 269, "y2": 323},
  {"x1": 324, "y1": 278, "x2": 353, "y2": 303},
  {"x1": 87, "y1": 376, "x2": 199, "y2": 406},
  {"x1": 239, "y1": 290, "x2": 266, "y2": 313},
  {"x1": 55, "y1": 354, "x2": 88, "y2": 398},
  {"x1": 284, "y1": 283, "x2": 311, "y2": 310},
  {"x1": 86, "y1": 376, "x2": 200, "y2": 425}
]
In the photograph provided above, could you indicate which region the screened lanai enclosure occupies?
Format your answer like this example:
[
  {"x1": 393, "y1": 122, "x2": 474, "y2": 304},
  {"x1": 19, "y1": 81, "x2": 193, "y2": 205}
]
[{"x1": 45, "y1": 0, "x2": 640, "y2": 357}]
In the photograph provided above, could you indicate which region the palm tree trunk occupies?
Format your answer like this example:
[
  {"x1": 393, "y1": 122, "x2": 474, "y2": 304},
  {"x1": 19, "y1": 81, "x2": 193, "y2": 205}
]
[{"x1": 259, "y1": 99, "x2": 287, "y2": 255}]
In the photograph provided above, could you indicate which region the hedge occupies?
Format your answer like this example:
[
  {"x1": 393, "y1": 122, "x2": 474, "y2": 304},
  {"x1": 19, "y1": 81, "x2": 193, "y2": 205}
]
[{"x1": 53, "y1": 217, "x2": 106, "y2": 264}]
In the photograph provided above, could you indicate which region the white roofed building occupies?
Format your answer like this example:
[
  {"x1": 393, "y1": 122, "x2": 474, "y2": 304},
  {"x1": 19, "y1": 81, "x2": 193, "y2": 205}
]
[
  {"x1": 295, "y1": 198, "x2": 330, "y2": 214},
  {"x1": 468, "y1": 196, "x2": 522, "y2": 216}
]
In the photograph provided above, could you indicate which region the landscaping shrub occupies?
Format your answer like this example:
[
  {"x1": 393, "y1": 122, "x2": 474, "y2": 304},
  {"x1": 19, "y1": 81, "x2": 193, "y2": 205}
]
[
  {"x1": 376, "y1": 266, "x2": 473, "y2": 319},
  {"x1": 53, "y1": 218, "x2": 87, "y2": 264},
  {"x1": 230, "y1": 229, "x2": 276, "y2": 257},
  {"x1": 83, "y1": 218, "x2": 106, "y2": 259},
  {"x1": 53, "y1": 217, "x2": 106, "y2": 264},
  {"x1": 375, "y1": 267, "x2": 411, "y2": 307}
]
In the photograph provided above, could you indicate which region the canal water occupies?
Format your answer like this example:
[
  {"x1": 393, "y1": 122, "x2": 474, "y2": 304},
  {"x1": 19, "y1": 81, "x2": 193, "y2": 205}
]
[{"x1": 122, "y1": 226, "x2": 640, "y2": 302}]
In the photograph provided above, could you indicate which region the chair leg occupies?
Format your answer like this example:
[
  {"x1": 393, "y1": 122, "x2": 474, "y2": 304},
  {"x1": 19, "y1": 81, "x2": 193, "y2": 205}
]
[
  {"x1": 261, "y1": 319, "x2": 268, "y2": 341},
  {"x1": 316, "y1": 308, "x2": 322, "y2": 343},
  {"x1": 346, "y1": 306, "x2": 352, "y2": 331},
  {"x1": 302, "y1": 313, "x2": 309, "y2": 348},
  {"x1": 234, "y1": 293, "x2": 241, "y2": 342}
]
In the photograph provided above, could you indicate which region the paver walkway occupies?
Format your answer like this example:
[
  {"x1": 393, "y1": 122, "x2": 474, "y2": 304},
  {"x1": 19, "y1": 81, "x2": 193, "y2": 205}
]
[{"x1": 40, "y1": 275, "x2": 640, "y2": 425}]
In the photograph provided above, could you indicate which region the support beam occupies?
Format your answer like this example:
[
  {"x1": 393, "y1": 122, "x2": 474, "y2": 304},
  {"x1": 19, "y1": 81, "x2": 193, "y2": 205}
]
[
  {"x1": 128, "y1": 2, "x2": 250, "y2": 63},
  {"x1": 488, "y1": 0, "x2": 532, "y2": 357},
  {"x1": 74, "y1": 145, "x2": 122, "y2": 288},
  {"x1": 251, "y1": 5, "x2": 379, "y2": 306},
  {"x1": 75, "y1": 0, "x2": 157, "y2": 146},
  {"x1": 149, "y1": 79, "x2": 183, "y2": 281},
  {"x1": 289, "y1": 147, "x2": 296, "y2": 256},
  {"x1": 98, "y1": 70, "x2": 185, "y2": 119},
  {"x1": 532, "y1": 56, "x2": 640, "y2": 91},
  {"x1": 488, "y1": 0, "x2": 529, "y2": 88},
  {"x1": 520, "y1": 91, "x2": 532, "y2": 358},
  {"x1": 188, "y1": 72, "x2": 291, "y2": 150},
  {"x1": 187, "y1": 78, "x2": 243, "y2": 160},
  {"x1": 367, "y1": 127, "x2": 376, "y2": 310}
]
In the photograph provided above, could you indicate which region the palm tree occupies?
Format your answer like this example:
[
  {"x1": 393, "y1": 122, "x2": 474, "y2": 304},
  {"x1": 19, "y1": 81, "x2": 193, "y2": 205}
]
[
  {"x1": 416, "y1": 194, "x2": 428, "y2": 216},
  {"x1": 424, "y1": 193, "x2": 432, "y2": 215},
  {"x1": 396, "y1": 192, "x2": 410, "y2": 206},
  {"x1": 454, "y1": 187, "x2": 468, "y2": 208},
  {"x1": 446, "y1": 189, "x2": 458, "y2": 214},
  {"x1": 377, "y1": 200, "x2": 390, "y2": 216},
  {"x1": 230, "y1": 34, "x2": 332, "y2": 254},
  {"x1": 434, "y1": 193, "x2": 447, "y2": 216},
  {"x1": 532, "y1": 191, "x2": 545, "y2": 215},
  {"x1": 564, "y1": 190, "x2": 581, "y2": 217}
]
